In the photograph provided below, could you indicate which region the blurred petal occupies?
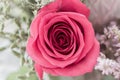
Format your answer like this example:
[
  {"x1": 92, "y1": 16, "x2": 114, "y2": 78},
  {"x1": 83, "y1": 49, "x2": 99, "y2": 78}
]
[{"x1": 39, "y1": 0, "x2": 90, "y2": 17}]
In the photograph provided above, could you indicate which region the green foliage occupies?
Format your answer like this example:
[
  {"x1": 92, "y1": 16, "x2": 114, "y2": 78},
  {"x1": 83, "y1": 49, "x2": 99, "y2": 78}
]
[
  {"x1": 0, "y1": 0, "x2": 33, "y2": 57},
  {"x1": 49, "y1": 70, "x2": 116, "y2": 80},
  {"x1": 81, "y1": 0, "x2": 86, "y2": 3},
  {"x1": 102, "y1": 75, "x2": 115, "y2": 80},
  {"x1": 0, "y1": 0, "x2": 40, "y2": 80},
  {"x1": 7, "y1": 66, "x2": 38, "y2": 80},
  {"x1": 49, "y1": 76, "x2": 84, "y2": 80}
]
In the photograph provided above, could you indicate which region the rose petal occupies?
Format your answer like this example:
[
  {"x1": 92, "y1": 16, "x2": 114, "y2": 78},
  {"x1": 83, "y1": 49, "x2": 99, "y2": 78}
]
[
  {"x1": 37, "y1": 39, "x2": 78, "y2": 68},
  {"x1": 61, "y1": 12, "x2": 95, "y2": 60},
  {"x1": 39, "y1": 0, "x2": 90, "y2": 18},
  {"x1": 58, "y1": 0, "x2": 90, "y2": 17},
  {"x1": 42, "y1": 39, "x2": 100, "y2": 76},
  {"x1": 30, "y1": 14, "x2": 41, "y2": 39},
  {"x1": 26, "y1": 37, "x2": 57, "y2": 68},
  {"x1": 40, "y1": 13, "x2": 84, "y2": 59},
  {"x1": 34, "y1": 63, "x2": 43, "y2": 80}
]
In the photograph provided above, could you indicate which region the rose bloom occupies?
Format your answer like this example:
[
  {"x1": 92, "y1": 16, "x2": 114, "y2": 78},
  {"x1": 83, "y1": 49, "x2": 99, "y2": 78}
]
[{"x1": 26, "y1": 0, "x2": 100, "y2": 80}]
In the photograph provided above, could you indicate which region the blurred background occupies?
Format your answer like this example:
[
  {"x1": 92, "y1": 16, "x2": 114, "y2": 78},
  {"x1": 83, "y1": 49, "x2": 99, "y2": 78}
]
[
  {"x1": 0, "y1": 0, "x2": 34, "y2": 80},
  {"x1": 0, "y1": 0, "x2": 120, "y2": 80}
]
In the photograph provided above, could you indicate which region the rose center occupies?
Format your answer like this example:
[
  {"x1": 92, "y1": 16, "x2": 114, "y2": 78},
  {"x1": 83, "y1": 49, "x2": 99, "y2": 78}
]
[
  {"x1": 48, "y1": 22, "x2": 74, "y2": 55},
  {"x1": 55, "y1": 31, "x2": 69, "y2": 48}
]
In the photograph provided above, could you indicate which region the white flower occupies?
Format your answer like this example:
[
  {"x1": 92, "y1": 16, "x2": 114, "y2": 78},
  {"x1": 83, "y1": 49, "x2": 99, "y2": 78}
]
[{"x1": 95, "y1": 53, "x2": 120, "y2": 79}]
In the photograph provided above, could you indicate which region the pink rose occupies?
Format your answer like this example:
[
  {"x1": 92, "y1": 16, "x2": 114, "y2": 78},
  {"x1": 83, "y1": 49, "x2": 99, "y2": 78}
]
[{"x1": 26, "y1": 0, "x2": 100, "y2": 80}]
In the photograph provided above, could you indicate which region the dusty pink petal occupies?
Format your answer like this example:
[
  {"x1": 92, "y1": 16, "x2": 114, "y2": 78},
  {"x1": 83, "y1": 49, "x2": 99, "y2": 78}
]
[
  {"x1": 39, "y1": 0, "x2": 90, "y2": 17},
  {"x1": 42, "y1": 39, "x2": 100, "y2": 76},
  {"x1": 26, "y1": 37, "x2": 57, "y2": 68},
  {"x1": 34, "y1": 63, "x2": 43, "y2": 80}
]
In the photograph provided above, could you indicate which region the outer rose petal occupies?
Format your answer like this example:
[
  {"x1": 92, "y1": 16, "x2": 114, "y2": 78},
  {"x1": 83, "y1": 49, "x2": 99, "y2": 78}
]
[
  {"x1": 26, "y1": 37, "x2": 57, "y2": 68},
  {"x1": 41, "y1": 39, "x2": 100, "y2": 76},
  {"x1": 40, "y1": 0, "x2": 90, "y2": 18},
  {"x1": 30, "y1": 13, "x2": 41, "y2": 39},
  {"x1": 34, "y1": 64, "x2": 43, "y2": 80}
]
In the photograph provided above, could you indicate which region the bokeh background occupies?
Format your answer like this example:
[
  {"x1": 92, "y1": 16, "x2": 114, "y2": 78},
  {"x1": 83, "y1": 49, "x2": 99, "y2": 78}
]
[{"x1": 0, "y1": 0, "x2": 120, "y2": 80}]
